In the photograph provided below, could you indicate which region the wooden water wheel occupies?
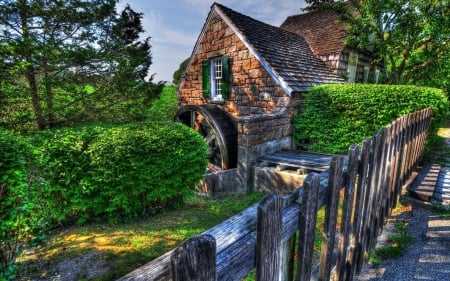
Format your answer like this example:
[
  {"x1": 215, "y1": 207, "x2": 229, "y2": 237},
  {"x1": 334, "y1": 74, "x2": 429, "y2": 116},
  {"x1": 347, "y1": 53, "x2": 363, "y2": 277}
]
[{"x1": 175, "y1": 104, "x2": 237, "y2": 171}]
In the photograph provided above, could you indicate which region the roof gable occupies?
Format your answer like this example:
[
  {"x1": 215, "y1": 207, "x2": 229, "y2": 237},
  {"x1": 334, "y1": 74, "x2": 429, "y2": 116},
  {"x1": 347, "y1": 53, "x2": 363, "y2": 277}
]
[
  {"x1": 185, "y1": 3, "x2": 343, "y2": 95},
  {"x1": 214, "y1": 3, "x2": 343, "y2": 93},
  {"x1": 280, "y1": 10, "x2": 348, "y2": 56}
]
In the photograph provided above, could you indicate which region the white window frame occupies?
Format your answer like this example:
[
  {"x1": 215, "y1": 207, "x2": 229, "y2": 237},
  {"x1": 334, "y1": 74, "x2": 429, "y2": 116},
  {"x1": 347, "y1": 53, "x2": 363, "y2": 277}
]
[{"x1": 210, "y1": 57, "x2": 223, "y2": 100}]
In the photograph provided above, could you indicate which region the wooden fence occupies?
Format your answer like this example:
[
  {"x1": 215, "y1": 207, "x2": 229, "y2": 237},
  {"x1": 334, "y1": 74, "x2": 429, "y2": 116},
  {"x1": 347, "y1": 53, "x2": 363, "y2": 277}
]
[{"x1": 118, "y1": 108, "x2": 433, "y2": 281}]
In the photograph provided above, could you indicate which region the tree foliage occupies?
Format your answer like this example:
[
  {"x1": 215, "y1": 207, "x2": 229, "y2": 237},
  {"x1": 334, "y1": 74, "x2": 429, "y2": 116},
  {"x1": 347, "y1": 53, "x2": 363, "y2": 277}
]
[
  {"x1": 303, "y1": 0, "x2": 450, "y2": 91},
  {"x1": 0, "y1": 0, "x2": 163, "y2": 132},
  {"x1": 0, "y1": 130, "x2": 45, "y2": 280},
  {"x1": 343, "y1": 0, "x2": 450, "y2": 86},
  {"x1": 172, "y1": 58, "x2": 190, "y2": 85}
]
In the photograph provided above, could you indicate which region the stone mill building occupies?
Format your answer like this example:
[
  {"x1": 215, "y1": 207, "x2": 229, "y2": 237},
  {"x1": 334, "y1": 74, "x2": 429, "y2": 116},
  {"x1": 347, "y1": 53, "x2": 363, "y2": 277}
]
[{"x1": 175, "y1": 2, "x2": 382, "y2": 195}]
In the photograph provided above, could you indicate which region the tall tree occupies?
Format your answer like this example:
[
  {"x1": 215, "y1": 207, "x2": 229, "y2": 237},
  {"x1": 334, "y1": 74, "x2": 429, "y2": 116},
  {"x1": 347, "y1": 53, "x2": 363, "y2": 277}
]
[
  {"x1": 343, "y1": 0, "x2": 450, "y2": 86},
  {"x1": 0, "y1": 0, "x2": 162, "y2": 131}
]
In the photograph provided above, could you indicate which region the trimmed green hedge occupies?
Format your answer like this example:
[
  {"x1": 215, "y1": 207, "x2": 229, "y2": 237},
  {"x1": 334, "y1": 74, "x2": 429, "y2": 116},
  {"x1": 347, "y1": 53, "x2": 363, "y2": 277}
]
[
  {"x1": 29, "y1": 122, "x2": 209, "y2": 224},
  {"x1": 293, "y1": 84, "x2": 448, "y2": 154}
]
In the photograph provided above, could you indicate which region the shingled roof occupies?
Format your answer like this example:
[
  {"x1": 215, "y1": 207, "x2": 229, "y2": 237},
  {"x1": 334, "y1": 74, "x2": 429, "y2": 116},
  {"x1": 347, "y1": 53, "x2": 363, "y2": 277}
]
[
  {"x1": 280, "y1": 10, "x2": 348, "y2": 56},
  {"x1": 212, "y1": 3, "x2": 343, "y2": 93}
]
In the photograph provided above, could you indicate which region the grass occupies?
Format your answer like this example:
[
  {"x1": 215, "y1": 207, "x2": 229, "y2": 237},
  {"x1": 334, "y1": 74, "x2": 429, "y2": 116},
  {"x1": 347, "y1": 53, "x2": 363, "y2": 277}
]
[
  {"x1": 16, "y1": 189, "x2": 331, "y2": 281},
  {"x1": 16, "y1": 192, "x2": 265, "y2": 280},
  {"x1": 369, "y1": 221, "x2": 414, "y2": 266},
  {"x1": 433, "y1": 205, "x2": 450, "y2": 217}
]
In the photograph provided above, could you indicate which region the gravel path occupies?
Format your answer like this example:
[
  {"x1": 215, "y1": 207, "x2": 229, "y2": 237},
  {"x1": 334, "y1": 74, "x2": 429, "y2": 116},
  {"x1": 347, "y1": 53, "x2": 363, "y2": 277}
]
[{"x1": 354, "y1": 197, "x2": 450, "y2": 281}]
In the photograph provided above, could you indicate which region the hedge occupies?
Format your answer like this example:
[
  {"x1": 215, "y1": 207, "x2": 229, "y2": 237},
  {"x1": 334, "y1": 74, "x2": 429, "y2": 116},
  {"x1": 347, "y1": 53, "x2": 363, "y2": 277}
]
[
  {"x1": 29, "y1": 121, "x2": 209, "y2": 224},
  {"x1": 293, "y1": 84, "x2": 448, "y2": 154}
]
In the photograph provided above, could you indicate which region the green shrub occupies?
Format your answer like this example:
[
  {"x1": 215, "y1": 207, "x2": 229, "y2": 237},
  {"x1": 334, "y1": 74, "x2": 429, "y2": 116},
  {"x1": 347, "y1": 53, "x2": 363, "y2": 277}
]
[
  {"x1": 81, "y1": 122, "x2": 209, "y2": 222},
  {"x1": 28, "y1": 125, "x2": 109, "y2": 224},
  {"x1": 0, "y1": 130, "x2": 44, "y2": 280},
  {"x1": 294, "y1": 84, "x2": 449, "y2": 154},
  {"x1": 29, "y1": 122, "x2": 209, "y2": 224}
]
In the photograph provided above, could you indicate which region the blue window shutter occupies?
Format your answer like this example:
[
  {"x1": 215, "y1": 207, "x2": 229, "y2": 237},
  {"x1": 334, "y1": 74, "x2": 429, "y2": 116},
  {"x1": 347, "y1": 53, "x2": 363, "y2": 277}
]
[
  {"x1": 202, "y1": 60, "x2": 210, "y2": 98},
  {"x1": 221, "y1": 56, "x2": 229, "y2": 99}
]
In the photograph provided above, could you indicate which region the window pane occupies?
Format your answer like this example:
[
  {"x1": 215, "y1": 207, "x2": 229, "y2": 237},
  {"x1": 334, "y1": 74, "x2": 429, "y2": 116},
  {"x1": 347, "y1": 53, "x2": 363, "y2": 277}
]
[{"x1": 213, "y1": 58, "x2": 222, "y2": 97}]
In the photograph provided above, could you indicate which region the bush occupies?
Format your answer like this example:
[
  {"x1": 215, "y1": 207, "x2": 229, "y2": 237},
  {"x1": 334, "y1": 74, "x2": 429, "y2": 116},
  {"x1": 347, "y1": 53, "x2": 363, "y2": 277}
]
[
  {"x1": 0, "y1": 130, "x2": 44, "y2": 280},
  {"x1": 294, "y1": 84, "x2": 449, "y2": 154},
  {"x1": 28, "y1": 125, "x2": 109, "y2": 224},
  {"x1": 81, "y1": 122, "x2": 209, "y2": 222},
  {"x1": 29, "y1": 122, "x2": 209, "y2": 224}
]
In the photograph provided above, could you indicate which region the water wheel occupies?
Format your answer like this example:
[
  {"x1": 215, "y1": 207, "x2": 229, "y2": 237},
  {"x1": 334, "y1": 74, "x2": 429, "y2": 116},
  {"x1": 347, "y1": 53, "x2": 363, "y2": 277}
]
[{"x1": 175, "y1": 104, "x2": 237, "y2": 171}]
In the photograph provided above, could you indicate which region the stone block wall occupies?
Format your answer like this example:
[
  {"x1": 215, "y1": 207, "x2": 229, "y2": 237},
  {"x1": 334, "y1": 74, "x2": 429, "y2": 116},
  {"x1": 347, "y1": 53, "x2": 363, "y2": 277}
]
[
  {"x1": 179, "y1": 10, "x2": 299, "y2": 192},
  {"x1": 179, "y1": 10, "x2": 292, "y2": 117}
]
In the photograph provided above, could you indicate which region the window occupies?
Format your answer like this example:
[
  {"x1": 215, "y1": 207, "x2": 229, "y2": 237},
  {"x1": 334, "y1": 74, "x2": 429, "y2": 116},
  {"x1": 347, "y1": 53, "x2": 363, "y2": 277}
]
[
  {"x1": 363, "y1": 66, "x2": 370, "y2": 83},
  {"x1": 375, "y1": 69, "x2": 381, "y2": 84},
  {"x1": 202, "y1": 56, "x2": 229, "y2": 100},
  {"x1": 347, "y1": 52, "x2": 359, "y2": 83}
]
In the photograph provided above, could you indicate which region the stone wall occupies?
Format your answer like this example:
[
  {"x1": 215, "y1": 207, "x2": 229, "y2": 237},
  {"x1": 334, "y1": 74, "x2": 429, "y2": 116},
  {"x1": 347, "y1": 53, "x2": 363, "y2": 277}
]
[
  {"x1": 179, "y1": 10, "x2": 292, "y2": 117},
  {"x1": 179, "y1": 10, "x2": 298, "y2": 192}
]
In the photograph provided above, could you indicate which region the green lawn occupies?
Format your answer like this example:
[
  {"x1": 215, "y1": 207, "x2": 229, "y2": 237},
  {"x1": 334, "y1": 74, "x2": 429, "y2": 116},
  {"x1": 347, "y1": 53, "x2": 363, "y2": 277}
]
[{"x1": 17, "y1": 192, "x2": 265, "y2": 280}]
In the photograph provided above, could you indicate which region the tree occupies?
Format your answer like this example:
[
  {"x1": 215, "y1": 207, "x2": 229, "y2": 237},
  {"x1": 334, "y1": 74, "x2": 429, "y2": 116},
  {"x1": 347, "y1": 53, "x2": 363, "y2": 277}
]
[
  {"x1": 344, "y1": 0, "x2": 449, "y2": 86},
  {"x1": 303, "y1": 0, "x2": 450, "y2": 90},
  {"x1": 0, "y1": 0, "x2": 163, "y2": 131},
  {"x1": 172, "y1": 58, "x2": 189, "y2": 85},
  {"x1": 303, "y1": 0, "x2": 345, "y2": 12}
]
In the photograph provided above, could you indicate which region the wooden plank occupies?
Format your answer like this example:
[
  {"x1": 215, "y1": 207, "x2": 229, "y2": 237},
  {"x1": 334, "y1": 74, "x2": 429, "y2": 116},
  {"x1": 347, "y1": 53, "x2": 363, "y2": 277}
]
[
  {"x1": 372, "y1": 129, "x2": 387, "y2": 237},
  {"x1": 117, "y1": 250, "x2": 173, "y2": 281},
  {"x1": 336, "y1": 145, "x2": 359, "y2": 281},
  {"x1": 381, "y1": 124, "x2": 394, "y2": 224},
  {"x1": 171, "y1": 234, "x2": 216, "y2": 281},
  {"x1": 407, "y1": 163, "x2": 440, "y2": 202},
  {"x1": 256, "y1": 194, "x2": 283, "y2": 281},
  {"x1": 216, "y1": 231, "x2": 256, "y2": 281},
  {"x1": 318, "y1": 156, "x2": 344, "y2": 281},
  {"x1": 259, "y1": 151, "x2": 336, "y2": 171},
  {"x1": 354, "y1": 139, "x2": 372, "y2": 274},
  {"x1": 296, "y1": 173, "x2": 321, "y2": 281}
]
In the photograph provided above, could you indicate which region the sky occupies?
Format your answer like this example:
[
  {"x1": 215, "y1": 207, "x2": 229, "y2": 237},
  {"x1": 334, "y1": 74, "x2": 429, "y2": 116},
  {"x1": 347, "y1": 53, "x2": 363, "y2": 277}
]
[{"x1": 117, "y1": 0, "x2": 308, "y2": 83}]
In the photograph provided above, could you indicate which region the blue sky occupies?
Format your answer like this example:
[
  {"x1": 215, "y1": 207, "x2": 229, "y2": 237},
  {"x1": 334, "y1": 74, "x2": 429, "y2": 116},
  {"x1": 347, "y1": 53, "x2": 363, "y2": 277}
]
[{"x1": 117, "y1": 0, "x2": 307, "y2": 83}]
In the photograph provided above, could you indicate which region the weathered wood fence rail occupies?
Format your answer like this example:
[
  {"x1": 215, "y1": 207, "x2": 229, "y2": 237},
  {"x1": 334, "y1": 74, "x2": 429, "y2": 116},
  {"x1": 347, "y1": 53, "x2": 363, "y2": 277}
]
[{"x1": 118, "y1": 108, "x2": 433, "y2": 281}]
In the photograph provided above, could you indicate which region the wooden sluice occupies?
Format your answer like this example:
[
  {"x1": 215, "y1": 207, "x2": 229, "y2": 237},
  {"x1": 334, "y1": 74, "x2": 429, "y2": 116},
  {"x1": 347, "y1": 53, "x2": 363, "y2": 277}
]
[{"x1": 258, "y1": 150, "x2": 346, "y2": 173}]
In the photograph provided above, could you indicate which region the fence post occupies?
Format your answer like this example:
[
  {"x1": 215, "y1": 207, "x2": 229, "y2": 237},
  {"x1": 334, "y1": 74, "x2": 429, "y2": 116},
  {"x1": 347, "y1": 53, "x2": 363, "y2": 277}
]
[
  {"x1": 256, "y1": 194, "x2": 283, "y2": 281},
  {"x1": 336, "y1": 145, "x2": 360, "y2": 281},
  {"x1": 354, "y1": 139, "x2": 372, "y2": 274},
  {"x1": 296, "y1": 173, "x2": 320, "y2": 281},
  {"x1": 171, "y1": 234, "x2": 216, "y2": 281},
  {"x1": 318, "y1": 155, "x2": 344, "y2": 281}
]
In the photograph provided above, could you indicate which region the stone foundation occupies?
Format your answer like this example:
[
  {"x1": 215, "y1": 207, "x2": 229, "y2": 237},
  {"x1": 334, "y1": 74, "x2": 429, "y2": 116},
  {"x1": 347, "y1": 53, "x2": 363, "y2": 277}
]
[
  {"x1": 197, "y1": 168, "x2": 243, "y2": 198},
  {"x1": 254, "y1": 166, "x2": 306, "y2": 195}
]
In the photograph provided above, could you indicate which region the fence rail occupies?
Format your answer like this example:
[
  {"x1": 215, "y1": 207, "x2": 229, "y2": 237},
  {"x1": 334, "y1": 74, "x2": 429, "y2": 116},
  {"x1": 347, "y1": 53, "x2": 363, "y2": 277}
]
[{"x1": 118, "y1": 108, "x2": 433, "y2": 281}]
